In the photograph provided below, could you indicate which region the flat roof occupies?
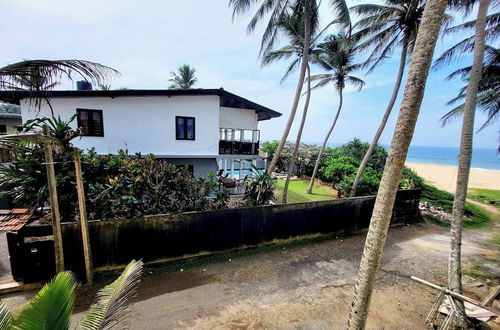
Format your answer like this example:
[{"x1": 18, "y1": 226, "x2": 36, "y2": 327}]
[{"x1": 0, "y1": 88, "x2": 282, "y2": 121}]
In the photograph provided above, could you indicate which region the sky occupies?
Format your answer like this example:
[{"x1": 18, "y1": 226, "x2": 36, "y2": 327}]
[{"x1": 0, "y1": 0, "x2": 498, "y2": 150}]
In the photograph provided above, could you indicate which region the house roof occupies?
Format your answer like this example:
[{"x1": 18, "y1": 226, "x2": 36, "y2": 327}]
[
  {"x1": 0, "y1": 88, "x2": 282, "y2": 121},
  {"x1": 0, "y1": 208, "x2": 32, "y2": 232}
]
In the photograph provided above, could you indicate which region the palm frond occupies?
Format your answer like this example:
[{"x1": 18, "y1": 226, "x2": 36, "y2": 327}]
[
  {"x1": 329, "y1": 0, "x2": 351, "y2": 32},
  {"x1": 12, "y1": 272, "x2": 76, "y2": 330},
  {"x1": 78, "y1": 260, "x2": 143, "y2": 330},
  {"x1": 0, "y1": 132, "x2": 64, "y2": 153},
  {"x1": 0, "y1": 302, "x2": 12, "y2": 329}
]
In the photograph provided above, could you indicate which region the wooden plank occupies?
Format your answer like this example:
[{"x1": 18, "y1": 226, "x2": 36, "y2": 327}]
[
  {"x1": 43, "y1": 125, "x2": 64, "y2": 273},
  {"x1": 24, "y1": 235, "x2": 54, "y2": 243},
  {"x1": 74, "y1": 151, "x2": 93, "y2": 284}
]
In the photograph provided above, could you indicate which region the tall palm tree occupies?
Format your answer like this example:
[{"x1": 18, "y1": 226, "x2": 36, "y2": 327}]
[
  {"x1": 168, "y1": 64, "x2": 197, "y2": 89},
  {"x1": 347, "y1": 0, "x2": 449, "y2": 326},
  {"x1": 306, "y1": 34, "x2": 365, "y2": 194},
  {"x1": 262, "y1": 7, "x2": 320, "y2": 203},
  {"x1": 442, "y1": 0, "x2": 490, "y2": 322},
  {"x1": 230, "y1": 0, "x2": 351, "y2": 175},
  {"x1": 348, "y1": 0, "x2": 428, "y2": 197}
]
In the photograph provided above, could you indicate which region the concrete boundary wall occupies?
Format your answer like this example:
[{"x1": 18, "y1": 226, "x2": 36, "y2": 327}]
[{"x1": 7, "y1": 189, "x2": 422, "y2": 282}]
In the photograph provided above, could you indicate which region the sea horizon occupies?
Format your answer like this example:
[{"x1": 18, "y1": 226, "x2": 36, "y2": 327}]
[{"x1": 303, "y1": 142, "x2": 500, "y2": 171}]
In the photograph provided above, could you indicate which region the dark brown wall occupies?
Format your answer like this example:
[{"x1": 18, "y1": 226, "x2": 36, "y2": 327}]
[{"x1": 9, "y1": 189, "x2": 421, "y2": 282}]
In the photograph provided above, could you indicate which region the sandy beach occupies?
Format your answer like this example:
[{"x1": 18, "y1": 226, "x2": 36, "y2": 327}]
[{"x1": 406, "y1": 162, "x2": 500, "y2": 193}]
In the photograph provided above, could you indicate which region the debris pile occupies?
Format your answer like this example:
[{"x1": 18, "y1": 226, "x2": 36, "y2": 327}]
[{"x1": 419, "y1": 201, "x2": 453, "y2": 223}]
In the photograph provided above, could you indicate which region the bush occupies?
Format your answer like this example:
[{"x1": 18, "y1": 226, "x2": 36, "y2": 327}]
[{"x1": 243, "y1": 167, "x2": 276, "y2": 206}]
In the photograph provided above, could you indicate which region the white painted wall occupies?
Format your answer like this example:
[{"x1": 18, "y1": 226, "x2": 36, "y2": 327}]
[
  {"x1": 21, "y1": 95, "x2": 221, "y2": 156},
  {"x1": 219, "y1": 107, "x2": 258, "y2": 130}
]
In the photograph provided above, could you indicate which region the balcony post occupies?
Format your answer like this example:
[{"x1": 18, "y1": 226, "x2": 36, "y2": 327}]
[
  {"x1": 239, "y1": 159, "x2": 243, "y2": 180},
  {"x1": 230, "y1": 159, "x2": 234, "y2": 179}
]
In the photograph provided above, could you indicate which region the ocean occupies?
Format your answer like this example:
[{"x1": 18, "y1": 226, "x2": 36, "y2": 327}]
[{"x1": 405, "y1": 146, "x2": 499, "y2": 171}]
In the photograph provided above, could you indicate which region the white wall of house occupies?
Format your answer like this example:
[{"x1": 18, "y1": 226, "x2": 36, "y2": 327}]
[
  {"x1": 21, "y1": 95, "x2": 221, "y2": 155},
  {"x1": 219, "y1": 107, "x2": 258, "y2": 130}
]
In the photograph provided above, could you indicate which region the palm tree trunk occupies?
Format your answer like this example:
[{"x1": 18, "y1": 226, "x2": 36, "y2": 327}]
[
  {"x1": 350, "y1": 41, "x2": 408, "y2": 197},
  {"x1": 347, "y1": 0, "x2": 447, "y2": 327},
  {"x1": 267, "y1": 3, "x2": 311, "y2": 175},
  {"x1": 306, "y1": 87, "x2": 343, "y2": 194},
  {"x1": 448, "y1": 0, "x2": 489, "y2": 322},
  {"x1": 283, "y1": 65, "x2": 312, "y2": 203}
]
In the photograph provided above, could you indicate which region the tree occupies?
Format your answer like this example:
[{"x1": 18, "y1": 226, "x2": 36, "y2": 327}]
[
  {"x1": 0, "y1": 260, "x2": 142, "y2": 330},
  {"x1": 445, "y1": 0, "x2": 490, "y2": 322},
  {"x1": 261, "y1": 7, "x2": 320, "y2": 203},
  {"x1": 168, "y1": 64, "x2": 197, "y2": 89},
  {"x1": 349, "y1": 0, "x2": 428, "y2": 197},
  {"x1": 306, "y1": 34, "x2": 365, "y2": 194},
  {"x1": 230, "y1": 0, "x2": 351, "y2": 176},
  {"x1": 347, "y1": 0, "x2": 448, "y2": 326}
]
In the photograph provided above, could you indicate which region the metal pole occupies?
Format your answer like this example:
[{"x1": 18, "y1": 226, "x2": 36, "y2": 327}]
[
  {"x1": 74, "y1": 151, "x2": 93, "y2": 284},
  {"x1": 43, "y1": 125, "x2": 64, "y2": 273}
]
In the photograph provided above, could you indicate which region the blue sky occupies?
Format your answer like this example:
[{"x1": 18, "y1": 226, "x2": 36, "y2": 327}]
[{"x1": 0, "y1": 0, "x2": 497, "y2": 149}]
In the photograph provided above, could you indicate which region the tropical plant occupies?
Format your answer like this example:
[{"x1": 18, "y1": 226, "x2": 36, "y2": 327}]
[
  {"x1": 0, "y1": 60, "x2": 118, "y2": 111},
  {"x1": 261, "y1": 6, "x2": 321, "y2": 203},
  {"x1": 98, "y1": 84, "x2": 111, "y2": 90},
  {"x1": 230, "y1": 0, "x2": 351, "y2": 177},
  {"x1": 168, "y1": 64, "x2": 197, "y2": 89},
  {"x1": 243, "y1": 166, "x2": 277, "y2": 206},
  {"x1": 306, "y1": 33, "x2": 365, "y2": 194},
  {"x1": 443, "y1": 0, "x2": 490, "y2": 322},
  {"x1": 347, "y1": 0, "x2": 448, "y2": 326},
  {"x1": 0, "y1": 259, "x2": 143, "y2": 330},
  {"x1": 349, "y1": 0, "x2": 429, "y2": 197}
]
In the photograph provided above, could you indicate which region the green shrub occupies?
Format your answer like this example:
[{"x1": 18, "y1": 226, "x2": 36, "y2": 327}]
[{"x1": 243, "y1": 167, "x2": 276, "y2": 206}]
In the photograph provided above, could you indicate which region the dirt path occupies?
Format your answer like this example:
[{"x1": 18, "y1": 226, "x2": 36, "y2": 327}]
[
  {"x1": 1, "y1": 222, "x2": 497, "y2": 329},
  {"x1": 0, "y1": 232, "x2": 14, "y2": 284}
]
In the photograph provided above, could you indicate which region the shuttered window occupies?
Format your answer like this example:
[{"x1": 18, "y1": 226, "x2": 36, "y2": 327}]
[
  {"x1": 176, "y1": 116, "x2": 195, "y2": 140},
  {"x1": 77, "y1": 109, "x2": 104, "y2": 137}
]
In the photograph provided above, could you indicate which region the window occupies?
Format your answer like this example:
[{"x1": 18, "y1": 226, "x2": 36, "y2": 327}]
[
  {"x1": 176, "y1": 116, "x2": 195, "y2": 140},
  {"x1": 0, "y1": 125, "x2": 6, "y2": 134},
  {"x1": 77, "y1": 109, "x2": 104, "y2": 137}
]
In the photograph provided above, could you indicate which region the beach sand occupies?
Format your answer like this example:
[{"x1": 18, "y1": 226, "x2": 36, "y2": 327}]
[{"x1": 406, "y1": 162, "x2": 500, "y2": 193}]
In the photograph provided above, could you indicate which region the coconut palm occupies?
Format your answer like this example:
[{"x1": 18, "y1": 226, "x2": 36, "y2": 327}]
[
  {"x1": 347, "y1": 0, "x2": 449, "y2": 326},
  {"x1": 168, "y1": 64, "x2": 197, "y2": 89},
  {"x1": 261, "y1": 7, "x2": 321, "y2": 203},
  {"x1": 0, "y1": 59, "x2": 118, "y2": 114},
  {"x1": 306, "y1": 34, "x2": 365, "y2": 194},
  {"x1": 230, "y1": 0, "x2": 351, "y2": 175},
  {"x1": 348, "y1": 0, "x2": 430, "y2": 197},
  {"x1": 0, "y1": 260, "x2": 142, "y2": 330}
]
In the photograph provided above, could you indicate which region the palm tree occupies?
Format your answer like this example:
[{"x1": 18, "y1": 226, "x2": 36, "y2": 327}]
[
  {"x1": 262, "y1": 7, "x2": 320, "y2": 203},
  {"x1": 0, "y1": 59, "x2": 118, "y2": 114},
  {"x1": 441, "y1": 0, "x2": 490, "y2": 322},
  {"x1": 348, "y1": 0, "x2": 428, "y2": 197},
  {"x1": 0, "y1": 260, "x2": 142, "y2": 330},
  {"x1": 306, "y1": 34, "x2": 365, "y2": 194},
  {"x1": 230, "y1": 0, "x2": 351, "y2": 175},
  {"x1": 168, "y1": 64, "x2": 197, "y2": 89},
  {"x1": 347, "y1": 0, "x2": 449, "y2": 326}
]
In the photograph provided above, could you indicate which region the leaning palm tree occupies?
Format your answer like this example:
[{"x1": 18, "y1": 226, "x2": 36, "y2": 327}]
[
  {"x1": 348, "y1": 0, "x2": 429, "y2": 197},
  {"x1": 347, "y1": 0, "x2": 449, "y2": 326},
  {"x1": 306, "y1": 34, "x2": 365, "y2": 194},
  {"x1": 0, "y1": 260, "x2": 142, "y2": 330},
  {"x1": 262, "y1": 6, "x2": 321, "y2": 203},
  {"x1": 168, "y1": 64, "x2": 197, "y2": 89},
  {"x1": 230, "y1": 0, "x2": 351, "y2": 175}
]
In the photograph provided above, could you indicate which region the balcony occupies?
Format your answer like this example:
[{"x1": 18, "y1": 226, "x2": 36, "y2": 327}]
[{"x1": 219, "y1": 128, "x2": 260, "y2": 155}]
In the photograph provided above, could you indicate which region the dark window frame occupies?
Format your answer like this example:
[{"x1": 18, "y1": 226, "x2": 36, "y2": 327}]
[
  {"x1": 175, "y1": 116, "x2": 195, "y2": 141},
  {"x1": 77, "y1": 108, "x2": 104, "y2": 137}
]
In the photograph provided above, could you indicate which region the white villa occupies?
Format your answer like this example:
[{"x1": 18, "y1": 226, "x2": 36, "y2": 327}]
[{"x1": 0, "y1": 87, "x2": 281, "y2": 177}]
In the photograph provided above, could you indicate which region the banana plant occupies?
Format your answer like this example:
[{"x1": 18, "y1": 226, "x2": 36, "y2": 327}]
[{"x1": 0, "y1": 260, "x2": 143, "y2": 330}]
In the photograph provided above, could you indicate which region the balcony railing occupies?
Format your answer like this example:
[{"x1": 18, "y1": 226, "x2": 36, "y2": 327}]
[{"x1": 219, "y1": 128, "x2": 260, "y2": 155}]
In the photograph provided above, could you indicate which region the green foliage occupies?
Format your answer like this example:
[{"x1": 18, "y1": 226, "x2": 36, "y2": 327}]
[
  {"x1": 468, "y1": 188, "x2": 500, "y2": 209},
  {"x1": 243, "y1": 166, "x2": 276, "y2": 206},
  {"x1": 168, "y1": 64, "x2": 197, "y2": 89},
  {"x1": 0, "y1": 260, "x2": 142, "y2": 330},
  {"x1": 0, "y1": 102, "x2": 21, "y2": 114}
]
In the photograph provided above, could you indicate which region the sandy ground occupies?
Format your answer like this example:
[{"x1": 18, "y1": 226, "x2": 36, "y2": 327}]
[
  {"x1": 2, "y1": 222, "x2": 498, "y2": 329},
  {"x1": 406, "y1": 162, "x2": 500, "y2": 193}
]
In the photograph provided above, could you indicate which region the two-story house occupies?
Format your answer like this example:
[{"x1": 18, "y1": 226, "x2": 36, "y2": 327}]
[{"x1": 0, "y1": 88, "x2": 281, "y2": 177}]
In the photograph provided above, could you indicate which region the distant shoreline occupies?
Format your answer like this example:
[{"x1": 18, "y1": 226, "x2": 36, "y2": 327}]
[{"x1": 405, "y1": 162, "x2": 500, "y2": 192}]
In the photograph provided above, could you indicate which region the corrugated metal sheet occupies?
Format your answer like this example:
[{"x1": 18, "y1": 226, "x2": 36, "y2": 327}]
[{"x1": 0, "y1": 209, "x2": 32, "y2": 231}]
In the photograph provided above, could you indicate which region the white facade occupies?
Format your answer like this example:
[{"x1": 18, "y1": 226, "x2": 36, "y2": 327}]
[{"x1": 20, "y1": 95, "x2": 259, "y2": 156}]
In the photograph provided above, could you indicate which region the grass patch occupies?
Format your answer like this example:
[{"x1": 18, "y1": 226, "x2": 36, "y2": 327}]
[
  {"x1": 468, "y1": 188, "x2": 500, "y2": 209},
  {"x1": 275, "y1": 179, "x2": 337, "y2": 203},
  {"x1": 421, "y1": 183, "x2": 491, "y2": 229}
]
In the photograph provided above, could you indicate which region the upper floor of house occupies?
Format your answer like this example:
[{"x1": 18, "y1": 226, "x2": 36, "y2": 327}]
[{"x1": 0, "y1": 88, "x2": 281, "y2": 157}]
